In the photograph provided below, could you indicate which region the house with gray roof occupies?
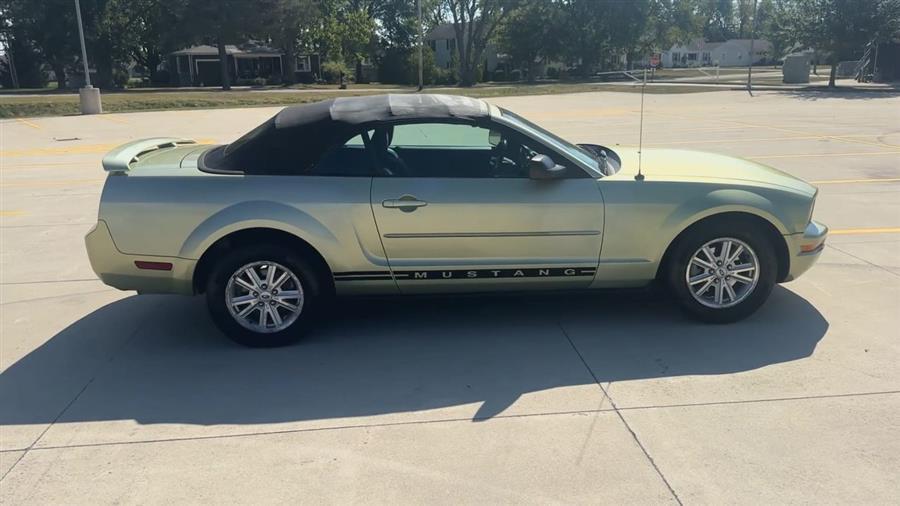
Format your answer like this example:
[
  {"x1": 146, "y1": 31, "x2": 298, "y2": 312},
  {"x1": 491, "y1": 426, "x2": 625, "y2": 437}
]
[{"x1": 168, "y1": 43, "x2": 320, "y2": 86}]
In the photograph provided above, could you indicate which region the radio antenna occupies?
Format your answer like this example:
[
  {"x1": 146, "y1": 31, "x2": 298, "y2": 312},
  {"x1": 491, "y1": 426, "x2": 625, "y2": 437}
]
[{"x1": 635, "y1": 66, "x2": 647, "y2": 181}]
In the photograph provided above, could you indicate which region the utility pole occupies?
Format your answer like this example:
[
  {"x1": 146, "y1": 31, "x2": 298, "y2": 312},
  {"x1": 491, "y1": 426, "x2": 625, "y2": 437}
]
[
  {"x1": 74, "y1": 0, "x2": 102, "y2": 113},
  {"x1": 417, "y1": 0, "x2": 424, "y2": 91},
  {"x1": 746, "y1": 0, "x2": 758, "y2": 96}
]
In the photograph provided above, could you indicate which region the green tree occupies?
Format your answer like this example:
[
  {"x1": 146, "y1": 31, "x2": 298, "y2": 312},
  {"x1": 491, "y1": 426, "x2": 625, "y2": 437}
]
[
  {"x1": 606, "y1": 0, "x2": 653, "y2": 69},
  {"x1": 699, "y1": 0, "x2": 736, "y2": 41},
  {"x1": 780, "y1": 0, "x2": 900, "y2": 87},
  {"x1": 0, "y1": 25, "x2": 47, "y2": 88},
  {"x1": 184, "y1": 0, "x2": 280, "y2": 90},
  {"x1": 639, "y1": 0, "x2": 705, "y2": 60},
  {"x1": 755, "y1": 0, "x2": 794, "y2": 60},
  {"x1": 121, "y1": 0, "x2": 190, "y2": 85},
  {"x1": 497, "y1": 0, "x2": 561, "y2": 81},
  {"x1": 309, "y1": 0, "x2": 376, "y2": 81},
  {"x1": 2, "y1": 0, "x2": 79, "y2": 88},
  {"x1": 443, "y1": 0, "x2": 519, "y2": 86},
  {"x1": 558, "y1": 0, "x2": 609, "y2": 76},
  {"x1": 272, "y1": 0, "x2": 319, "y2": 84}
]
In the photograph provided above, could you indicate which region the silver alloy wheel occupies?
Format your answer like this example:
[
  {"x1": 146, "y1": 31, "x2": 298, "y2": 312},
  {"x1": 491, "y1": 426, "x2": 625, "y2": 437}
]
[
  {"x1": 685, "y1": 237, "x2": 760, "y2": 309},
  {"x1": 225, "y1": 260, "x2": 304, "y2": 333}
]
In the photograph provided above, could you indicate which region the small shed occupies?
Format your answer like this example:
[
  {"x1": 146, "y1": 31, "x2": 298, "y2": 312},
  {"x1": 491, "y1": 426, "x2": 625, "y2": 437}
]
[{"x1": 782, "y1": 53, "x2": 811, "y2": 84}]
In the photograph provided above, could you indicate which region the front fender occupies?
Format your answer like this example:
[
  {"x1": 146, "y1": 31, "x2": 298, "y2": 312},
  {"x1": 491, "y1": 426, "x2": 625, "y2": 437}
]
[
  {"x1": 661, "y1": 188, "x2": 793, "y2": 238},
  {"x1": 178, "y1": 200, "x2": 338, "y2": 260}
]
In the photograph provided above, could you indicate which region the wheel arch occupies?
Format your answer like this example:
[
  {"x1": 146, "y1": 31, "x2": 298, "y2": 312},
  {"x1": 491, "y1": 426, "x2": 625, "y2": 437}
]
[
  {"x1": 656, "y1": 211, "x2": 790, "y2": 283},
  {"x1": 192, "y1": 227, "x2": 335, "y2": 296}
]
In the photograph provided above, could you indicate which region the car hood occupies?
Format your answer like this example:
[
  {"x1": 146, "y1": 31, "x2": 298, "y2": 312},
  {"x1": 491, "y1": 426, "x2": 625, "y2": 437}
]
[{"x1": 611, "y1": 147, "x2": 816, "y2": 196}]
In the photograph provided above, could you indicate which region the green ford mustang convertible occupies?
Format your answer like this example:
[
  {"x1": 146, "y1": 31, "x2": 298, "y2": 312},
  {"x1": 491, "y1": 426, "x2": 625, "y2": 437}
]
[{"x1": 85, "y1": 94, "x2": 827, "y2": 347}]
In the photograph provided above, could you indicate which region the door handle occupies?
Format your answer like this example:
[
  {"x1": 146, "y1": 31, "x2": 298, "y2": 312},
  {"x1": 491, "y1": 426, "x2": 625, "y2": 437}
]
[{"x1": 382, "y1": 195, "x2": 428, "y2": 212}]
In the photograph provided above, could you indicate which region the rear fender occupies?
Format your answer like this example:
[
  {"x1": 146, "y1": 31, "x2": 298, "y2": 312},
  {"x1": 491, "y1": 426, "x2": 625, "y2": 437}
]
[{"x1": 178, "y1": 201, "x2": 337, "y2": 260}]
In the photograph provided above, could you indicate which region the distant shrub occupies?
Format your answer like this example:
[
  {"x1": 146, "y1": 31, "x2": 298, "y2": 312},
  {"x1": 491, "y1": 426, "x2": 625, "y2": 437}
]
[
  {"x1": 377, "y1": 47, "x2": 440, "y2": 85},
  {"x1": 321, "y1": 61, "x2": 350, "y2": 84}
]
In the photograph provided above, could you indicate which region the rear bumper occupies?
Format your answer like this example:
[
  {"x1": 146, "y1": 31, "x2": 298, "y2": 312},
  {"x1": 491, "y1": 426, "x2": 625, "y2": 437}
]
[
  {"x1": 85, "y1": 220, "x2": 196, "y2": 295},
  {"x1": 783, "y1": 220, "x2": 828, "y2": 281}
]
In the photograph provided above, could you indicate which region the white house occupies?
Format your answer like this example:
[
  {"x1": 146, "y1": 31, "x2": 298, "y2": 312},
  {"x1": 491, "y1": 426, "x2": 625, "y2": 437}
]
[{"x1": 662, "y1": 39, "x2": 772, "y2": 68}]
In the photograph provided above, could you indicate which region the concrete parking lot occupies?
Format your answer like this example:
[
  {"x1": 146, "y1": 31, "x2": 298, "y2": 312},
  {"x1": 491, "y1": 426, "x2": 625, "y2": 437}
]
[{"x1": 1, "y1": 89, "x2": 899, "y2": 504}]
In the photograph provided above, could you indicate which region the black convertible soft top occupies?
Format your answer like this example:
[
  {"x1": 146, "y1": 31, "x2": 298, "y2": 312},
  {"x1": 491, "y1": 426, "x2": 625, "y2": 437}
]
[{"x1": 204, "y1": 94, "x2": 490, "y2": 174}]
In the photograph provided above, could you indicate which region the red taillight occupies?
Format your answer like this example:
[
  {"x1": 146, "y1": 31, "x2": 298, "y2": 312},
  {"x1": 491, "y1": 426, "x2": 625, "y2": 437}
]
[{"x1": 134, "y1": 260, "x2": 173, "y2": 271}]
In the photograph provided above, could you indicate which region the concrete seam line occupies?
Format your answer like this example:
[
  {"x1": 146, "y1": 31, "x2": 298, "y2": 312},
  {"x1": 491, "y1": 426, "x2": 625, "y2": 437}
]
[
  {"x1": 556, "y1": 319, "x2": 683, "y2": 505},
  {"x1": 14, "y1": 390, "x2": 900, "y2": 455},
  {"x1": 24, "y1": 408, "x2": 623, "y2": 453},
  {"x1": 0, "y1": 278, "x2": 101, "y2": 286},
  {"x1": 825, "y1": 243, "x2": 900, "y2": 278},
  {"x1": 617, "y1": 390, "x2": 900, "y2": 412},
  {"x1": 0, "y1": 289, "x2": 117, "y2": 307},
  {"x1": 0, "y1": 300, "x2": 162, "y2": 482}
]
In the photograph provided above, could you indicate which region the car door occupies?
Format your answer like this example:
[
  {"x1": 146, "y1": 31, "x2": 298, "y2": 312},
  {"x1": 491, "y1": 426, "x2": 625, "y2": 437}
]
[{"x1": 369, "y1": 120, "x2": 605, "y2": 294}]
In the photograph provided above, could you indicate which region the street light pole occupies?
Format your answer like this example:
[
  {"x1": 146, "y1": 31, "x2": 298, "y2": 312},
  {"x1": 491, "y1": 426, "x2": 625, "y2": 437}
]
[
  {"x1": 74, "y1": 0, "x2": 102, "y2": 113},
  {"x1": 417, "y1": 0, "x2": 424, "y2": 91},
  {"x1": 75, "y1": 0, "x2": 90, "y2": 87}
]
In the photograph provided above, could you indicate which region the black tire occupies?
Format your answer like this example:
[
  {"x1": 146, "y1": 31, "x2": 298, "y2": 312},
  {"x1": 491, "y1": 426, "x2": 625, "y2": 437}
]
[
  {"x1": 205, "y1": 244, "x2": 321, "y2": 347},
  {"x1": 665, "y1": 219, "x2": 777, "y2": 323}
]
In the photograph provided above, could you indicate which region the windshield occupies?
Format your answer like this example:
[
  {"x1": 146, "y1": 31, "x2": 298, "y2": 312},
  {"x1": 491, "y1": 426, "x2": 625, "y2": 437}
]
[{"x1": 499, "y1": 108, "x2": 600, "y2": 173}]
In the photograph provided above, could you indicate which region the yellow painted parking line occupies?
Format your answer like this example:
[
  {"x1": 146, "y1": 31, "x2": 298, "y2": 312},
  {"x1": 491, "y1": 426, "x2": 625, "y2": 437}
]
[
  {"x1": 0, "y1": 210, "x2": 25, "y2": 217},
  {"x1": 0, "y1": 178, "x2": 104, "y2": 188},
  {"x1": 830, "y1": 227, "x2": 900, "y2": 236},
  {"x1": 645, "y1": 110, "x2": 900, "y2": 150},
  {"x1": 750, "y1": 151, "x2": 900, "y2": 160},
  {"x1": 1, "y1": 144, "x2": 119, "y2": 157},
  {"x1": 532, "y1": 107, "x2": 634, "y2": 119},
  {"x1": 1, "y1": 161, "x2": 95, "y2": 169},
  {"x1": 811, "y1": 177, "x2": 900, "y2": 184},
  {"x1": 647, "y1": 135, "x2": 825, "y2": 146},
  {"x1": 14, "y1": 118, "x2": 41, "y2": 129},
  {"x1": 0, "y1": 139, "x2": 217, "y2": 158}
]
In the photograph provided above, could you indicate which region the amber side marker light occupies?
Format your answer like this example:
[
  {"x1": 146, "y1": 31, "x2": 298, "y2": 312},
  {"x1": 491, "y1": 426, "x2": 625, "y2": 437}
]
[
  {"x1": 800, "y1": 242, "x2": 825, "y2": 254},
  {"x1": 135, "y1": 260, "x2": 173, "y2": 271}
]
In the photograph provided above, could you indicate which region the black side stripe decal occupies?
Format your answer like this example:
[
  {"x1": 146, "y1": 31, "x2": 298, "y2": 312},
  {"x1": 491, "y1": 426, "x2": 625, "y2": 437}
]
[
  {"x1": 334, "y1": 271, "x2": 391, "y2": 277},
  {"x1": 334, "y1": 267, "x2": 597, "y2": 281}
]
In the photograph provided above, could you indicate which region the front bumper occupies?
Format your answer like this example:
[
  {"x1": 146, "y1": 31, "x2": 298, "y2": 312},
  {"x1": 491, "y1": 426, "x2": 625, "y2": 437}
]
[
  {"x1": 783, "y1": 220, "x2": 828, "y2": 281},
  {"x1": 85, "y1": 220, "x2": 196, "y2": 295}
]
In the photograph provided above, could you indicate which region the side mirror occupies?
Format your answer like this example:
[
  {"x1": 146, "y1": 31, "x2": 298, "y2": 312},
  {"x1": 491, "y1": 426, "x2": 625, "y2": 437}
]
[
  {"x1": 488, "y1": 129, "x2": 502, "y2": 147},
  {"x1": 528, "y1": 154, "x2": 566, "y2": 179}
]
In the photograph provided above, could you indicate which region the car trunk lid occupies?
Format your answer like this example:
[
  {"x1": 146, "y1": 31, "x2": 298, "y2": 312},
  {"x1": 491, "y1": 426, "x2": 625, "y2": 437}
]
[{"x1": 102, "y1": 138, "x2": 201, "y2": 174}]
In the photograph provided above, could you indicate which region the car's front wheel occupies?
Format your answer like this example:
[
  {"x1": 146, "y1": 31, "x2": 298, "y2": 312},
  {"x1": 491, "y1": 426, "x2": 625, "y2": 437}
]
[
  {"x1": 666, "y1": 221, "x2": 776, "y2": 323},
  {"x1": 206, "y1": 244, "x2": 320, "y2": 347}
]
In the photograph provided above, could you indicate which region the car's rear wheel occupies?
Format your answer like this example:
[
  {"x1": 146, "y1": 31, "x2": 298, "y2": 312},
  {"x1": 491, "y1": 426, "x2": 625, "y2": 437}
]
[
  {"x1": 666, "y1": 221, "x2": 776, "y2": 323},
  {"x1": 206, "y1": 244, "x2": 320, "y2": 347}
]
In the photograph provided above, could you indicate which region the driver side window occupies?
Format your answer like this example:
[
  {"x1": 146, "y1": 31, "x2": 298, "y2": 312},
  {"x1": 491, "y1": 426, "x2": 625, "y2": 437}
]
[{"x1": 374, "y1": 122, "x2": 548, "y2": 178}]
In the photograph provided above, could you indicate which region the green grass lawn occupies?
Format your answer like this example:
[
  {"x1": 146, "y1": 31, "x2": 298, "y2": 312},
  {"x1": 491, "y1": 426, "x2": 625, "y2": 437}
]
[{"x1": 0, "y1": 82, "x2": 727, "y2": 119}]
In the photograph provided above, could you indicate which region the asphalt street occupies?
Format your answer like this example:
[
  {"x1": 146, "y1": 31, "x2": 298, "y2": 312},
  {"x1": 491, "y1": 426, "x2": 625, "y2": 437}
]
[{"x1": 1, "y1": 89, "x2": 899, "y2": 504}]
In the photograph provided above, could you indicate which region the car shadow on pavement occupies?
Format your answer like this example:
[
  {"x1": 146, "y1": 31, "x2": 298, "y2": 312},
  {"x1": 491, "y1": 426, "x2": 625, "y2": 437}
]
[{"x1": 1, "y1": 286, "x2": 827, "y2": 428}]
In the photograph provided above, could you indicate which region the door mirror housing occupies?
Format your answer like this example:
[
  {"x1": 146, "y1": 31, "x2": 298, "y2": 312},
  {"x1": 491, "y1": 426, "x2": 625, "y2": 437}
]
[
  {"x1": 528, "y1": 154, "x2": 566, "y2": 179},
  {"x1": 488, "y1": 129, "x2": 503, "y2": 147}
]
